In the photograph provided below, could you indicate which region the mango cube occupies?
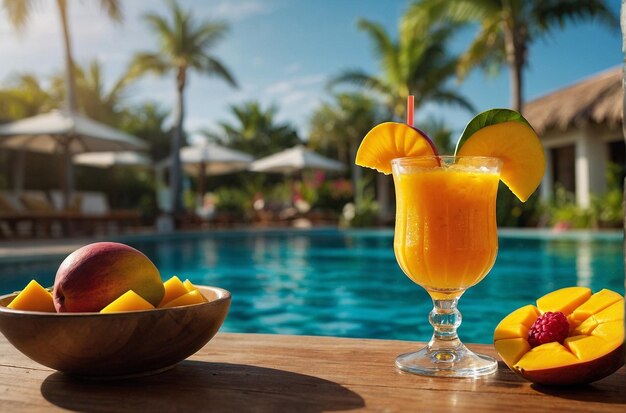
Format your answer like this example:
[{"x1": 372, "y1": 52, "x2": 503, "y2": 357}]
[
  {"x1": 494, "y1": 337, "x2": 531, "y2": 367},
  {"x1": 592, "y1": 321, "x2": 625, "y2": 344},
  {"x1": 161, "y1": 290, "x2": 205, "y2": 308},
  {"x1": 183, "y1": 279, "x2": 207, "y2": 301},
  {"x1": 159, "y1": 275, "x2": 189, "y2": 307},
  {"x1": 7, "y1": 280, "x2": 56, "y2": 312},
  {"x1": 493, "y1": 304, "x2": 538, "y2": 341},
  {"x1": 183, "y1": 279, "x2": 198, "y2": 292},
  {"x1": 565, "y1": 335, "x2": 612, "y2": 360},
  {"x1": 100, "y1": 290, "x2": 155, "y2": 313},
  {"x1": 570, "y1": 289, "x2": 622, "y2": 323},
  {"x1": 515, "y1": 343, "x2": 579, "y2": 370},
  {"x1": 536, "y1": 286, "x2": 591, "y2": 315}
]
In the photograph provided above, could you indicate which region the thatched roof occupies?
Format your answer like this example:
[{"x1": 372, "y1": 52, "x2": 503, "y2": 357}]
[{"x1": 523, "y1": 66, "x2": 623, "y2": 134}]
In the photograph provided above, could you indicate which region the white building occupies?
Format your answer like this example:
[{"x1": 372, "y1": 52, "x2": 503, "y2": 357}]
[{"x1": 524, "y1": 66, "x2": 624, "y2": 207}]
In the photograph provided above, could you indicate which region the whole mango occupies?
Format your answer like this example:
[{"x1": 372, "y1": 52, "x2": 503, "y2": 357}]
[{"x1": 53, "y1": 242, "x2": 164, "y2": 312}]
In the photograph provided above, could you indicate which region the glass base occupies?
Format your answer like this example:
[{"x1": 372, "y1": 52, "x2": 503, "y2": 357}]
[{"x1": 395, "y1": 343, "x2": 497, "y2": 378}]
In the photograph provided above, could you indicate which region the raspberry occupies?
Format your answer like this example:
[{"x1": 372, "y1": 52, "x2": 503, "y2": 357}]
[{"x1": 527, "y1": 311, "x2": 570, "y2": 348}]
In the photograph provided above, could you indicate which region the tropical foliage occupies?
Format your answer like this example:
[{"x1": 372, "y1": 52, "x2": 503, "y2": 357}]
[
  {"x1": 309, "y1": 92, "x2": 385, "y2": 205},
  {"x1": 2, "y1": 0, "x2": 123, "y2": 112},
  {"x1": 202, "y1": 101, "x2": 300, "y2": 157},
  {"x1": 129, "y1": 0, "x2": 237, "y2": 215},
  {"x1": 403, "y1": 0, "x2": 618, "y2": 112},
  {"x1": 331, "y1": 18, "x2": 473, "y2": 120},
  {"x1": 0, "y1": 74, "x2": 55, "y2": 122},
  {"x1": 0, "y1": 1, "x2": 621, "y2": 230}
]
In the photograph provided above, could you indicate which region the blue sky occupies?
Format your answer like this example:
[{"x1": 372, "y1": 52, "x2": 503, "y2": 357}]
[{"x1": 0, "y1": 0, "x2": 622, "y2": 142}]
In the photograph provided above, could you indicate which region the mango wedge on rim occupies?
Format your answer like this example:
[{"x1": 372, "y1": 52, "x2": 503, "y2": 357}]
[
  {"x1": 455, "y1": 109, "x2": 545, "y2": 202},
  {"x1": 355, "y1": 122, "x2": 437, "y2": 174}
]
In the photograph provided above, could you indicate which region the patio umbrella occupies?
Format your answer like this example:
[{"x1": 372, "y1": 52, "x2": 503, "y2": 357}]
[
  {"x1": 73, "y1": 151, "x2": 152, "y2": 169},
  {"x1": 156, "y1": 142, "x2": 253, "y2": 199},
  {"x1": 249, "y1": 145, "x2": 345, "y2": 174},
  {"x1": 0, "y1": 110, "x2": 147, "y2": 208},
  {"x1": 249, "y1": 145, "x2": 345, "y2": 213},
  {"x1": 72, "y1": 151, "x2": 153, "y2": 209}
]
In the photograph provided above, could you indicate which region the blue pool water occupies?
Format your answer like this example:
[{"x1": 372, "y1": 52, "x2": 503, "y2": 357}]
[{"x1": 0, "y1": 228, "x2": 623, "y2": 344}]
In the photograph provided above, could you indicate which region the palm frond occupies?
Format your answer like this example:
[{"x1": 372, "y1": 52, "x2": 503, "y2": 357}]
[
  {"x1": 128, "y1": 52, "x2": 171, "y2": 79},
  {"x1": 193, "y1": 21, "x2": 229, "y2": 51},
  {"x1": 357, "y1": 19, "x2": 401, "y2": 84},
  {"x1": 402, "y1": 0, "x2": 494, "y2": 36},
  {"x1": 457, "y1": 16, "x2": 505, "y2": 79},
  {"x1": 426, "y1": 89, "x2": 475, "y2": 113},
  {"x1": 195, "y1": 56, "x2": 238, "y2": 87},
  {"x1": 143, "y1": 12, "x2": 177, "y2": 56},
  {"x1": 532, "y1": 0, "x2": 618, "y2": 33},
  {"x1": 99, "y1": 0, "x2": 123, "y2": 23},
  {"x1": 2, "y1": 0, "x2": 33, "y2": 31},
  {"x1": 329, "y1": 69, "x2": 390, "y2": 95}
]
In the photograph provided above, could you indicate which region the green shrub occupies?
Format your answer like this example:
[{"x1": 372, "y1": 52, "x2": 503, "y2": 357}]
[
  {"x1": 214, "y1": 187, "x2": 252, "y2": 219},
  {"x1": 340, "y1": 179, "x2": 379, "y2": 227},
  {"x1": 590, "y1": 163, "x2": 624, "y2": 228},
  {"x1": 547, "y1": 185, "x2": 593, "y2": 228},
  {"x1": 496, "y1": 183, "x2": 542, "y2": 227}
]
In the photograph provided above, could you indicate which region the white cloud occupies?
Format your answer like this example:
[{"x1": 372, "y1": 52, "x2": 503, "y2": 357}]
[
  {"x1": 264, "y1": 74, "x2": 326, "y2": 96},
  {"x1": 213, "y1": 1, "x2": 271, "y2": 22}
]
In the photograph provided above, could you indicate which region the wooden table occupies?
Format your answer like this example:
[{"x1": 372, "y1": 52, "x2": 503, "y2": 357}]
[{"x1": 0, "y1": 332, "x2": 624, "y2": 412}]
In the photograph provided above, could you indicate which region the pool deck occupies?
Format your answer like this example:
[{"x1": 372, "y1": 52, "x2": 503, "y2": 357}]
[{"x1": 0, "y1": 332, "x2": 624, "y2": 412}]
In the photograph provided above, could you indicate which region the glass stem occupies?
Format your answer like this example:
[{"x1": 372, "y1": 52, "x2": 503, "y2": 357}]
[{"x1": 427, "y1": 297, "x2": 463, "y2": 357}]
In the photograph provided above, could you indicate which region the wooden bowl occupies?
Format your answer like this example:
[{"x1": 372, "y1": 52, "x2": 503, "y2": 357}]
[{"x1": 0, "y1": 286, "x2": 231, "y2": 378}]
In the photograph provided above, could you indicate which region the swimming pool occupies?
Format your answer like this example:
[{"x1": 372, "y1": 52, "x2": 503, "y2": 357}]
[{"x1": 0, "y1": 228, "x2": 623, "y2": 344}]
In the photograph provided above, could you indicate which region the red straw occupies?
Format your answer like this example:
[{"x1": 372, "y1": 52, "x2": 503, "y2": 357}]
[{"x1": 406, "y1": 95, "x2": 414, "y2": 126}]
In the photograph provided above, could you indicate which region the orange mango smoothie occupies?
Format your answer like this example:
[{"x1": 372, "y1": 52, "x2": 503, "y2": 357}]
[{"x1": 393, "y1": 159, "x2": 500, "y2": 293}]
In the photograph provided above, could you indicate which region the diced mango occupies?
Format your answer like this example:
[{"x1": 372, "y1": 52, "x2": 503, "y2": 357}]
[
  {"x1": 565, "y1": 335, "x2": 612, "y2": 360},
  {"x1": 183, "y1": 279, "x2": 197, "y2": 292},
  {"x1": 592, "y1": 299, "x2": 624, "y2": 324},
  {"x1": 494, "y1": 323, "x2": 530, "y2": 341},
  {"x1": 528, "y1": 341, "x2": 566, "y2": 352},
  {"x1": 494, "y1": 338, "x2": 531, "y2": 367},
  {"x1": 7, "y1": 280, "x2": 56, "y2": 312},
  {"x1": 495, "y1": 287, "x2": 624, "y2": 385},
  {"x1": 570, "y1": 289, "x2": 623, "y2": 323},
  {"x1": 515, "y1": 342, "x2": 580, "y2": 370},
  {"x1": 183, "y1": 279, "x2": 207, "y2": 301},
  {"x1": 592, "y1": 321, "x2": 625, "y2": 345},
  {"x1": 161, "y1": 290, "x2": 205, "y2": 308},
  {"x1": 158, "y1": 276, "x2": 189, "y2": 307},
  {"x1": 573, "y1": 316, "x2": 598, "y2": 335},
  {"x1": 497, "y1": 305, "x2": 539, "y2": 328},
  {"x1": 536, "y1": 286, "x2": 592, "y2": 315},
  {"x1": 100, "y1": 290, "x2": 155, "y2": 313}
]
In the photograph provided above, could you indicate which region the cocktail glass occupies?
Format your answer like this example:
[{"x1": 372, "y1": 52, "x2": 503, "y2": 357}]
[{"x1": 392, "y1": 155, "x2": 502, "y2": 377}]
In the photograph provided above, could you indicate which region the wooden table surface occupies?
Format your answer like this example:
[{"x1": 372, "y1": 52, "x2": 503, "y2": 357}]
[{"x1": 0, "y1": 332, "x2": 624, "y2": 412}]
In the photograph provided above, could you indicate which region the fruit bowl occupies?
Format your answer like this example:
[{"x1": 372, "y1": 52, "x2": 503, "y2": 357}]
[{"x1": 0, "y1": 285, "x2": 231, "y2": 378}]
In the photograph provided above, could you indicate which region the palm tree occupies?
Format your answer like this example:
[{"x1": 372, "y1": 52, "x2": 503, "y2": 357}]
[
  {"x1": 331, "y1": 19, "x2": 473, "y2": 121},
  {"x1": 331, "y1": 18, "x2": 472, "y2": 218},
  {"x1": 0, "y1": 74, "x2": 54, "y2": 122},
  {"x1": 50, "y1": 59, "x2": 134, "y2": 125},
  {"x1": 130, "y1": 0, "x2": 237, "y2": 217},
  {"x1": 403, "y1": 0, "x2": 618, "y2": 113},
  {"x1": 3, "y1": 0, "x2": 123, "y2": 113},
  {"x1": 201, "y1": 101, "x2": 300, "y2": 157},
  {"x1": 309, "y1": 93, "x2": 385, "y2": 206}
]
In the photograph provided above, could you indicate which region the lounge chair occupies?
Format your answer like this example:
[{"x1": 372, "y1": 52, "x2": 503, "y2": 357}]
[
  {"x1": 53, "y1": 191, "x2": 141, "y2": 235},
  {"x1": 0, "y1": 191, "x2": 70, "y2": 238}
]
